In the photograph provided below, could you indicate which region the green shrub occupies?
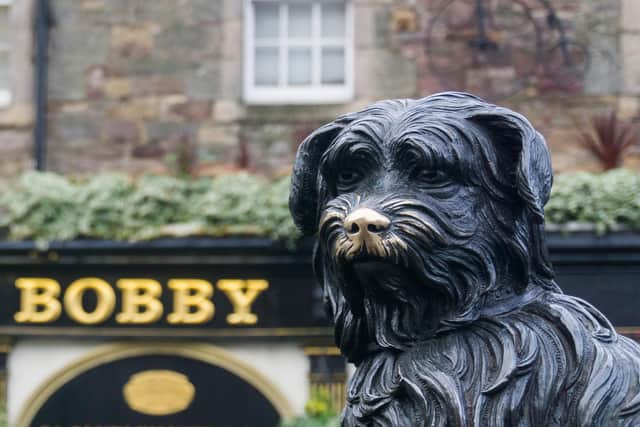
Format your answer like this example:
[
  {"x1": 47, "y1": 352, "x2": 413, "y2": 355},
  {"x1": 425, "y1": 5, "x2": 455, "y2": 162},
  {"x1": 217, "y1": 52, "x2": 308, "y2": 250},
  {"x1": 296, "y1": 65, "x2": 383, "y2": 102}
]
[
  {"x1": 280, "y1": 389, "x2": 340, "y2": 427},
  {"x1": 0, "y1": 172, "x2": 301, "y2": 244},
  {"x1": 546, "y1": 169, "x2": 640, "y2": 234},
  {"x1": 0, "y1": 169, "x2": 638, "y2": 244}
]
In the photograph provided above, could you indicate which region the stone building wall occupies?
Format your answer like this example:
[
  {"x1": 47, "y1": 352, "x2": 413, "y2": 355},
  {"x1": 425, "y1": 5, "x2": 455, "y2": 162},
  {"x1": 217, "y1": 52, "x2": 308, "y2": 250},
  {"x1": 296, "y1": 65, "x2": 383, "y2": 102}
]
[
  {"x1": 0, "y1": 0, "x2": 639, "y2": 178},
  {"x1": 0, "y1": 0, "x2": 35, "y2": 178}
]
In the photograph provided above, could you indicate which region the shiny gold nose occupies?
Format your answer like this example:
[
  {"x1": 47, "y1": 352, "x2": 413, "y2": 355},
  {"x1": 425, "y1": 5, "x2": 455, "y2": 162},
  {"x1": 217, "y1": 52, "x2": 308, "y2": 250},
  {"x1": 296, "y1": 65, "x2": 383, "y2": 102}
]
[{"x1": 344, "y1": 208, "x2": 391, "y2": 236}]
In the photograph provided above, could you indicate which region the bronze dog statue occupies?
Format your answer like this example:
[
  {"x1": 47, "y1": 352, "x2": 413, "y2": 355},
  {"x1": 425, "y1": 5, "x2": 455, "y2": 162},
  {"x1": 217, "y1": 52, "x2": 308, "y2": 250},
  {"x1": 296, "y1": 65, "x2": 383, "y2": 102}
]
[{"x1": 289, "y1": 92, "x2": 640, "y2": 426}]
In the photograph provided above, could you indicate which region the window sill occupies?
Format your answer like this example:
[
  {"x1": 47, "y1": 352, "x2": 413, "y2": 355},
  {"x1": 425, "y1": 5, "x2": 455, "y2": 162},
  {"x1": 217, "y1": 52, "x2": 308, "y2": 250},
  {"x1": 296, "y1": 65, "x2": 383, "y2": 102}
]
[{"x1": 244, "y1": 86, "x2": 353, "y2": 106}]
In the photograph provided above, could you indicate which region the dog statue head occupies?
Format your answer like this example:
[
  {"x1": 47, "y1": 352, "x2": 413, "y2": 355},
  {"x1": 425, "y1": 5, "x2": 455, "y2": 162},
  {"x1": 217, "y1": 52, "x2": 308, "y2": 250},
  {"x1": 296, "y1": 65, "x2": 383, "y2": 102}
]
[{"x1": 290, "y1": 92, "x2": 560, "y2": 362}]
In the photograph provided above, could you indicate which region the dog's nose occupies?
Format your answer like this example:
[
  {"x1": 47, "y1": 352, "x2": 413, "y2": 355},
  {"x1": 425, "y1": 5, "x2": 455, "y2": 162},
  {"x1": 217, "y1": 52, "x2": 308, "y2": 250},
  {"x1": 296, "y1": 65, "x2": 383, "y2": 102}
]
[{"x1": 344, "y1": 208, "x2": 390, "y2": 236}]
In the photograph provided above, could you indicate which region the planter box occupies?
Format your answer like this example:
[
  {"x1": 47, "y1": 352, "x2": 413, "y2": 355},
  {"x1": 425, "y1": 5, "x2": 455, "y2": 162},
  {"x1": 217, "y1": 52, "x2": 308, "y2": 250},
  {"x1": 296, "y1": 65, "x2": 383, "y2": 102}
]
[
  {"x1": 0, "y1": 232, "x2": 638, "y2": 340},
  {"x1": 546, "y1": 231, "x2": 640, "y2": 338}
]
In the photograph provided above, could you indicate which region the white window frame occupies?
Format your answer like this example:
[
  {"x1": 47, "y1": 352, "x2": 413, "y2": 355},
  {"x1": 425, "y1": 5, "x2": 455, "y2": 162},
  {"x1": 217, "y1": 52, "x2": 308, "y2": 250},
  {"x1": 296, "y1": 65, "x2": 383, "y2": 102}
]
[
  {"x1": 0, "y1": 0, "x2": 12, "y2": 108},
  {"x1": 243, "y1": 0, "x2": 354, "y2": 105}
]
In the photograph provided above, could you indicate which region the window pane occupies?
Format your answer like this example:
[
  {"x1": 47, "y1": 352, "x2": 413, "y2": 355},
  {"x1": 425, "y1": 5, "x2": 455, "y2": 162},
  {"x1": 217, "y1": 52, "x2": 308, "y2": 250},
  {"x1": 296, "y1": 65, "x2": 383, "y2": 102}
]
[
  {"x1": 288, "y1": 47, "x2": 311, "y2": 85},
  {"x1": 321, "y1": 47, "x2": 345, "y2": 84},
  {"x1": 322, "y1": 3, "x2": 345, "y2": 38},
  {"x1": 255, "y1": 2, "x2": 279, "y2": 39},
  {"x1": 288, "y1": 4, "x2": 311, "y2": 38},
  {"x1": 255, "y1": 47, "x2": 279, "y2": 86}
]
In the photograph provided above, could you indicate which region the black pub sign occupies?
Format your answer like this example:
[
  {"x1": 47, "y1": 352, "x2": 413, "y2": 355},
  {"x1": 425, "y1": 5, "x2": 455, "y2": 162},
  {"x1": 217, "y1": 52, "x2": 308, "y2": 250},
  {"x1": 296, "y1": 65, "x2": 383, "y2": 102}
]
[
  {"x1": 0, "y1": 238, "x2": 331, "y2": 339},
  {"x1": 2, "y1": 239, "x2": 334, "y2": 427}
]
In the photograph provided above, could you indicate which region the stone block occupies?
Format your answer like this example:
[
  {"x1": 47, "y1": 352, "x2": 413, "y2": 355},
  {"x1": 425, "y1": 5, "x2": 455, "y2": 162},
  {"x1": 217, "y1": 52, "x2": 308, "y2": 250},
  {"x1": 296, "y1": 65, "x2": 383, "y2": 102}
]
[
  {"x1": 0, "y1": 104, "x2": 33, "y2": 128},
  {"x1": 109, "y1": 97, "x2": 160, "y2": 121},
  {"x1": 156, "y1": 24, "x2": 217, "y2": 57},
  {"x1": 583, "y1": 34, "x2": 621, "y2": 95},
  {"x1": 49, "y1": 114, "x2": 100, "y2": 141},
  {"x1": 113, "y1": 56, "x2": 191, "y2": 76},
  {"x1": 120, "y1": 0, "x2": 192, "y2": 26},
  {"x1": 546, "y1": 128, "x2": 602, "y2": 173},
  {"x1": 159, "y1": 95, "x2": 189, "y2": 118},
  {"x1": 104, "y1": 78, "x2": 132, "y2": 99},
  {"x1": 50, "y1": 101, "x2": 91, "y2": 115},
  {"x1": 617, "y1": 96, "x2": 639, "y2": 118},
  {"x1": 221, "y1": 20, "x2": 243, "y2": 60},
  {"x1": 222, "y1": 0, "x2": 243, "y2": 21},
  {"x1": 159, "y1": 96, "x2": 212, "y2": 122},
  {"x1": 198, "y1": 124, "x2": 239, "y2": 146},
  {"x1": 131, "y1": 143, "x2": 166, "y2": 159},
  {"x1": 213, "y1": 101, "x2": 245, "y2": 123},
  {"x1": 101, "y1": 119, "x2": 141, "y2": 145},
  {"x1": 0, "y1": 130, "x2": 32, "y2": 177},
  {"x1": 49, "y1": 55, "x2": 93, "y2": 101},
  {"x1": 146, "y1": 121, "x2": 197, "y2": 145},
  {"x1": 132, "y1": 76, "x2": 185, "y2": 96},
  {"x1": 185, "y1": 62, "x2": 222, "y2": 100},
  {"x1": 219, "y1": 60, "x2": 242, "y2": 99},
  {"x1": 80, "y1": 0, "x2": 106, "y2": 11},
  {"x1": 111, "y1": 24, "x2": 157, "y2": 59},
  {"x1": 169, "y1": 101, "x2": 212, "y2": 122},
  {"x1": 354, "y1": 49, "x2": 417, "y2": 99},
  {"x1": 185, "y1": 0, "x2": 225, "y2": 24},
  {"x1": 622, "y1": 34, "x2": 640, "y2": 95},
  {"x1": 0, "y1": 130, "x2": 31, "y2": 152},
  {"x1": 49, "y1": 19, "x2": 109, "y2": 63},
  {"x1": 85, "y1": 65, "x2": 108, "y2": 99}
]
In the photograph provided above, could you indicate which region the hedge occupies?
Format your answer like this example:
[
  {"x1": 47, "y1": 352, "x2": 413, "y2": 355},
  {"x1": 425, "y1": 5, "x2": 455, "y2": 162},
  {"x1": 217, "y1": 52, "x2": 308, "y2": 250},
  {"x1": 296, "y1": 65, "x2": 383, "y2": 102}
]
[{"x1": 0, "y1": 169, "x2": 638, "y2": 244}]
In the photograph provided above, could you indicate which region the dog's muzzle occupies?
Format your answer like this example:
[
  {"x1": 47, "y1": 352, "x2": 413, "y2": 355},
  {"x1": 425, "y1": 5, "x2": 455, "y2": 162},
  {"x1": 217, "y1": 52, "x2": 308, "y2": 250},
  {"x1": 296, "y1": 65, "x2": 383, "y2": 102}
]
[{"x1": 343, "y1": 208, "x2": 391, "y2": 259}]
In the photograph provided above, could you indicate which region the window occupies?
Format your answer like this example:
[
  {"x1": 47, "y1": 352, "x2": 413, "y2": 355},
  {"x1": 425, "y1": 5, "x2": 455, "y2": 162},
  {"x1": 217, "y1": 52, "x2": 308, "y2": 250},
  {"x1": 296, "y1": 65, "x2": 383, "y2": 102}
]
[
  {"x1": 0, "y1": 0, "x2": 10, "y2": 108},
  {"x1": 244, "y1": 0, "x2": 353, "y2": 105}
]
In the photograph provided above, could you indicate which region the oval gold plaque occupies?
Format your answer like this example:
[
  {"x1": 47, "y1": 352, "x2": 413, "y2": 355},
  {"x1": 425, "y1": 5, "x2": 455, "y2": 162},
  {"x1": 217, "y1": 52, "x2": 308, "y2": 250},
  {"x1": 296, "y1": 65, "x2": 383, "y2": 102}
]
[{"x1": 123, "y1": 369, "x2": 195, "y2": 416}]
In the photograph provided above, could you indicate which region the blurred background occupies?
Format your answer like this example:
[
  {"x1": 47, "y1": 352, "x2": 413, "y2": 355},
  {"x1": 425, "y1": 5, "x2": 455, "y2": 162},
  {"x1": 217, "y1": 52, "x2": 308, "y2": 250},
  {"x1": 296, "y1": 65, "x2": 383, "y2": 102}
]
[
  {"x1": 0, "y1": 1, "x2": 639, "y2": 426},
  {"x1": 1, "y1": 0, "x2": 638, "y2": 177}
]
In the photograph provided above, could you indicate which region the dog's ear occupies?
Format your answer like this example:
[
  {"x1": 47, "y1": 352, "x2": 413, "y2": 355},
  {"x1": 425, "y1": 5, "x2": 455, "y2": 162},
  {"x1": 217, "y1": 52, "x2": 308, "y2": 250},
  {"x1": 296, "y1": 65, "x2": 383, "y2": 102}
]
[
  {"x1": 289, "y1": 113, "x2": 357, "y2": 235},
  {"x1": 467, "y1": 110, "x2": 553, "y2": 223}
]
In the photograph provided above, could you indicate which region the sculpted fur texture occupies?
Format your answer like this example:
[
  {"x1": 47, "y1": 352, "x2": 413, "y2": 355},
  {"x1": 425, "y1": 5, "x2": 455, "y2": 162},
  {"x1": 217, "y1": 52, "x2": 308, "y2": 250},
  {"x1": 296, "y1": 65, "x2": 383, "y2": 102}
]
[{"x1": 289, "y1": 92, "x2": 640, "y2": 426}]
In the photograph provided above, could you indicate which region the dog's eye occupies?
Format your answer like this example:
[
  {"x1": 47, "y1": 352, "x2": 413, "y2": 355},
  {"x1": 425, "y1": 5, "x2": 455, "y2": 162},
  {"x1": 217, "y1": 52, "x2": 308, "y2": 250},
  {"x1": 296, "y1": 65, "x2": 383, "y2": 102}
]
[
  {"x1": 336, "y1": 169, "x2": 363, "y2": 190},
  {"x1": 413, "y1": 168, "x2": 446, "y2": 184}
]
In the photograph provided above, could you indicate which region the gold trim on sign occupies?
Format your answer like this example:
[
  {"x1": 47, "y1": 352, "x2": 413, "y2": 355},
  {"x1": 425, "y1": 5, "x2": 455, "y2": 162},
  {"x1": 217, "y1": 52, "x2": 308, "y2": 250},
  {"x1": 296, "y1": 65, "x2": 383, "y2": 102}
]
[
  {"x1": 123, "y1": 370, "x2": 195, "y2": 415},
  {"x1": 304, "y1": 346, "x2": 342, "y2": 356},
  {"x1": 15, "y1": 343, "x2": 295, "y2": 427},
  {"x1": 0, "y1": 326, "x2": 333, "y2": 338},
  {"x1": 0, "y1": 337, "x2": 11, "y2": 354}
]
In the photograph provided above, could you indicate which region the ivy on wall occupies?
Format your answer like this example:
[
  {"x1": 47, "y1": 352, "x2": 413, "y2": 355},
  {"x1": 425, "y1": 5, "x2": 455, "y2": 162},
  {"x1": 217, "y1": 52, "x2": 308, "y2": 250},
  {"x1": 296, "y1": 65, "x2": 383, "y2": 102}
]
[{"x1": 0, "y1": 169, "x2": 638, "y2": 244}]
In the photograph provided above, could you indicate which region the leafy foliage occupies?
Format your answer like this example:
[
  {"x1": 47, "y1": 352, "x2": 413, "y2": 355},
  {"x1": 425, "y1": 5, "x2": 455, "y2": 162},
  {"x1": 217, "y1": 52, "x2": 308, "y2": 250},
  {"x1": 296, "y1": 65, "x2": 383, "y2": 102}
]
[
  {"x1": 280, "y1": 389, "x2": 340, "y2": 427},
  {"x1": 0, "y1": 169, "x2": 638, "y2": 243},
  {"x1": 0, "y1": 172, "x2": 298, "y2": 244},
  {"x1": 546, "y1": 169, "x2": 640, "y2": 234}
]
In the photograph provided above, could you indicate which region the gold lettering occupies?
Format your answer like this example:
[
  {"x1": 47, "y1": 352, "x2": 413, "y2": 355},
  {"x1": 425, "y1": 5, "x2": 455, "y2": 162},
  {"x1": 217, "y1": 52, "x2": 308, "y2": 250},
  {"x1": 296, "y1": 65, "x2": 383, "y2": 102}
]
[
  {"x1": 116, "y1": 279, "x2": 163, "y2": 324},
  {"x1": 14, "y1": 278, "x2": 62, "y2": 323},
  {"x1": 217, "y1": 279, "x2": 268, "y2": 325},
  {"x1": 167, "y1": 279, "x2": 215, "y2": 324},
  {"x1": 64, "y1": 278, "x2": 116, "y2": 325}
]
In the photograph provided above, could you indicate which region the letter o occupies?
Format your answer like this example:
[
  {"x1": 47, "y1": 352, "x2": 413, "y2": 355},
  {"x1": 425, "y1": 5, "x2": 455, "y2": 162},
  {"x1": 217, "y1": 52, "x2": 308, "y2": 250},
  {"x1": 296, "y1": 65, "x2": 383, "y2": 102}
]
[{"x1": 64, "y1": 278, "x2": 116, "y2": 325}]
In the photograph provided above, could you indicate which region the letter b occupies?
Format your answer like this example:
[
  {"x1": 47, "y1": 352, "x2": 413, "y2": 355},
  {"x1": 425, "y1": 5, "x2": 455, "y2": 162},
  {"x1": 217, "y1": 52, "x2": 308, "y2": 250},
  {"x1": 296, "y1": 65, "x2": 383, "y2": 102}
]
[
  {"x1": 14, "y1": 278, "x2": 62, "y2": 323},
  {"x1": 167, "y1": 279, "x2": 214, "y2": 324}
]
